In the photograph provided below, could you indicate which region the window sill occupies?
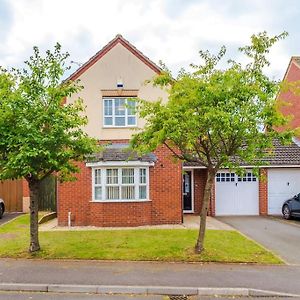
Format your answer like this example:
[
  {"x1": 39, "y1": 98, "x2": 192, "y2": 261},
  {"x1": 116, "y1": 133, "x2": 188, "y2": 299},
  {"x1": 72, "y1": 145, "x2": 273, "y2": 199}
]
[
  {"x1": 102, "y1": 126, "x2": 138, "y2": 129},
  {"x1": 90, "y1": 199, "x2": 151, "y2": 203}
]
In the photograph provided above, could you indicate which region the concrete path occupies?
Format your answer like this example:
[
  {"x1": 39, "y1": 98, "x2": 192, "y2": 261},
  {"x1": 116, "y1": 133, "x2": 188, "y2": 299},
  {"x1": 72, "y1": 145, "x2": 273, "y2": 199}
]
[
  {"x1": 40, "y1": 216, "x2": 233, "y2": 231},
  {"x1": 0, "y1": 294, "x2": 294, "y2": 300},
  {"x1": 0, "y1": 213, "x2": 22, "y2": 226},
  {"x1": 0, "y1": 292, "x2": 163, "y2": 300},
  {"x1": 217, "y1": 216, "x2": 300, "y2": 265},
  {"x1": 1, "y1": 259, "x2": 300, "y2": 296}
]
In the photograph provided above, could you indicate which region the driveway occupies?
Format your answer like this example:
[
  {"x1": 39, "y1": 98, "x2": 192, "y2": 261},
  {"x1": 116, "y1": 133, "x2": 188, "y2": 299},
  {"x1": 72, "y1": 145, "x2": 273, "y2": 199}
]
[
  {"x1": 0, "y1": 213, "x2": 22, "y2": 226},
  {"x1": 217, "y1": 216, "x2": 300, "y2": 265}
]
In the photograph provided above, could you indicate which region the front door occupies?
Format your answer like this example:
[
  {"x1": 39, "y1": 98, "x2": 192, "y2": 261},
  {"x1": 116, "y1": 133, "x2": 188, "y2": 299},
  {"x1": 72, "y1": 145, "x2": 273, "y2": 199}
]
[{"x1": 183, "y1": 171, "x2": 193, "y2": 212}]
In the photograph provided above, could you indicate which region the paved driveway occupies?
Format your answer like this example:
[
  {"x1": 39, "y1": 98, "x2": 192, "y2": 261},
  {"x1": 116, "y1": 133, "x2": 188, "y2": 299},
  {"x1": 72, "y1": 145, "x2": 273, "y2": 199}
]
[
  {"x1": 217, "y1": 216, "x2": 300, "y2": 265},
  {"x1": 0, "y1": 213, "x2": 22, "y2": 226}
]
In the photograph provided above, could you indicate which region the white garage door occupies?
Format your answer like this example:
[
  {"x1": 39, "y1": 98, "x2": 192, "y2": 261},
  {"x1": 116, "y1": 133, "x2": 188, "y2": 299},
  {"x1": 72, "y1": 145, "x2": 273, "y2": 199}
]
[
  {"x1": 215, "y1": 171, "x2": 259, "y2": 216},
  {"x1": 268, "y1": 168, "x2": 300, "y2": 215}
]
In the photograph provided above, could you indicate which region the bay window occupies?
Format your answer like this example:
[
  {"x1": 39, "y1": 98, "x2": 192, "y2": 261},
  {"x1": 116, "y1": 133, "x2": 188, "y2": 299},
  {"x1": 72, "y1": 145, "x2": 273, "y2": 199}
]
[{"x1": 92, "y1": 167, "x2": 149, "y2": 201}]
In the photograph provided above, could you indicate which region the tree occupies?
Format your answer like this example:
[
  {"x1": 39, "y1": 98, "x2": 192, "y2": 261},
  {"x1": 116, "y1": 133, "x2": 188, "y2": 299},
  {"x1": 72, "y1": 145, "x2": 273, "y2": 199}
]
[
  {"x1": 130, "y1": 32, "x2": 292, "y2": 253},
  {"x1": 0, "y1": 44, "x2": 98, "y2": 252}
]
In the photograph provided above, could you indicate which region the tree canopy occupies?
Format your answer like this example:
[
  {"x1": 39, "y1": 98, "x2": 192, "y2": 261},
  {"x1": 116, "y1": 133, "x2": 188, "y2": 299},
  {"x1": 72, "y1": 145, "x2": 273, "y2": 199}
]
[
  {"x1": 130, "y1": 31, "x2": 292, "y2": 253},
  {"x1": 0, "y1": 44, "x2": 98, "y2": 182},
  {"x1": 0, "y1": 43, "x2": 99, "y2": 252}
]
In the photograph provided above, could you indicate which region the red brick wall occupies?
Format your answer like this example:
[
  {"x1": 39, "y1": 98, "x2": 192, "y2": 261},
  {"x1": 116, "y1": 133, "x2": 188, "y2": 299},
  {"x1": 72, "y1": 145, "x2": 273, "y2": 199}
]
[
  {"x1": 22, "y1": 179, "x2": 29, "y2": 197},
  {"x1": 58, "y1": 161, "x2": 92, "y2": 226},
  {"x1": 193, "y1": 169, "x2": 207, "y2": 214},
  {"x1": 58, "y1": 144, "x2": 182, "y2": 227},
  {"x1": 259, "y1": 168, "x2": 268, "y2": 215},
  {"x1": 278, "y1": 61, "x2": 300, "y2": 131},
  {"x1": 88, "y1": 201, "x2": 152, "y2": 227},
  {"x1": 150, "y1": 145, "x2": 182, "y2": 225}
]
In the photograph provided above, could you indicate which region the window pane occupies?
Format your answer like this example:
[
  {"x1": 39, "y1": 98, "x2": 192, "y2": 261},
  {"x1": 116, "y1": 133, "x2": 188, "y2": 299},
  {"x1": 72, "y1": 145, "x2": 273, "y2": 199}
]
[
  {"x1": 127, "y1": 116, "x2": 136, "y2": 126},
  {"x1": 94, "y1": 187, "x2": 102, "y2": 200},
  {"x1": 106, "y1": 186, "x2": 119, "y2": 199},
  {"x1": 104, "y1": 99, "x2": 112, "y2": 116},
  {"x1": 104, "y1": 117, "x2": 113, "y2": 126},
  {"x1": 121, "y1": 186, "x2": 135, "y2": 199},
  {"x1": 94, "y1": 169, "x2": 101, "y2": 185},
  {"x1": 115, "y1": 99, "x2": 125, "y2": 116},
  {"x1": 115, "y1": 117, "x2": 125, "y2": 126},
  {"x1": 122, "y1": 168, "x2": 134, "y2": 184},
  {"x1": 106, "y1": 169, "x2": 118, "y2": 184},
  {"x1": 139, "y1": 186, "x2": 147, "y2": 199},
  {"x1": 140, "y1": 169, "x2": 146, "y2": 184},
  {"x1": 127, "y1": 99, "x2": 136, "y2": 115}
]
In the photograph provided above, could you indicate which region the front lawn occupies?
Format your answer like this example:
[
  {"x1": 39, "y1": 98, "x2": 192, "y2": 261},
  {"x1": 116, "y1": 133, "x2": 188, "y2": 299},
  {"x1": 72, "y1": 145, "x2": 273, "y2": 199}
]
[{"x1": 0, "y1": 214, "x2": 282, "y2": 264}]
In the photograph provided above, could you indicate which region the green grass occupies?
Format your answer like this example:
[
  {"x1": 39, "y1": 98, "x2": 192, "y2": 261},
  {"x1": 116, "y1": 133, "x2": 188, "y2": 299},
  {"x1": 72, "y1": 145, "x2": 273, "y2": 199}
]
[{"x1": 0, "y1": 214, "x2": 282, "y2": 264}]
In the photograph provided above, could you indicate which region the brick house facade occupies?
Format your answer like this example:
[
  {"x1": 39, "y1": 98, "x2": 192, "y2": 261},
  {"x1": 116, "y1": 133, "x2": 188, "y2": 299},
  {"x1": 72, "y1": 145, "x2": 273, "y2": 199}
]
[
  {"x1": 58, "y1": 144, "x2": 182, "y2": 227},
  {"x1": 28, "y1": 36, "x2": 300, "y2": 226},
  {"x1": 277, "y1": 57, "x2": 300, "y2": 130},
  {"x1": 56, "y1": 35, "x2": 184, "y2": 226}
]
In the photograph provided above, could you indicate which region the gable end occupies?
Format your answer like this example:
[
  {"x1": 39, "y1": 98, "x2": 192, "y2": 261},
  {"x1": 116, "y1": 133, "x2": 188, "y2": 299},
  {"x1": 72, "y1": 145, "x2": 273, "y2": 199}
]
[{"x1": 68, "y1": 35, "x2": 161, "y2": 81}]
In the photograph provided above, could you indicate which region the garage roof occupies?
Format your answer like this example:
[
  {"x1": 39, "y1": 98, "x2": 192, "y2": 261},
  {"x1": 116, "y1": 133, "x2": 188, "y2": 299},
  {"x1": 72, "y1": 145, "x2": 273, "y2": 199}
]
[{"x1": 184, "y1": 139, "x2": 300, "y2": 168}]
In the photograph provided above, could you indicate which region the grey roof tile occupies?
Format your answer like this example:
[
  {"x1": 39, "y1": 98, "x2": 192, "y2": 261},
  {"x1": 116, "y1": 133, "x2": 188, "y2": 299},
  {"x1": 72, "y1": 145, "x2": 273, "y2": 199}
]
[
  {"x1": 184, "y1": 139, "x2": 300, "y2": 167},
  {"x1": 87, "y1": 143, "x2": 156, "y2": 163}
]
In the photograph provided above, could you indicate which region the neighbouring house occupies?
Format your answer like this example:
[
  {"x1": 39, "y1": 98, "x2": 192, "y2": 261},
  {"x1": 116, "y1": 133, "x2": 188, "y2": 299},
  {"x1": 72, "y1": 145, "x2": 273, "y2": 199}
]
[
  {"x1": 49, "y1": 37, "x2": 300, "y2": 225},
  {"x1": 277, "y1": 56, "x2": 300, "y2": 130}
]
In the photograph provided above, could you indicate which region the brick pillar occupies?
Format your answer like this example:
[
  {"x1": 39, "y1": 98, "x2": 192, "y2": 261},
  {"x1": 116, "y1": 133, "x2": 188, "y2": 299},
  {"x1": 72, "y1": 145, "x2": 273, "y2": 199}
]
[
  {"x1": 22, "y1": 179, "x2": 30, "y2": 213},
  {"x1": 259, "y1": 168, "x2": 268, "y2": 215},
  {"x1": 193, "y1": 169, "x2": 207, "y2": 215}
]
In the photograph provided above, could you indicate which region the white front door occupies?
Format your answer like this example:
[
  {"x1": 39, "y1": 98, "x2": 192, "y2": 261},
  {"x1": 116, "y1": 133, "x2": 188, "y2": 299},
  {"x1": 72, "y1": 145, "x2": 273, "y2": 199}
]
[
  {"x1": 268, "y1": 168, "x2": 300, "y2": 215},
  {"x1": 215, "y1": 171, "x2": 259, "y2": 216}
]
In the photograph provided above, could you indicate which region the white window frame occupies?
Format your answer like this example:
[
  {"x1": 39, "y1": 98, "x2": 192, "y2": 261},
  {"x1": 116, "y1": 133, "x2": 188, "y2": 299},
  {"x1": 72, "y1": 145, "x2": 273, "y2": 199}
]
[
  {"x1": 92, "y1": 166, "x2": 150, "y2": 202},
  {"x1": 103, "y1": 97, "x2": 137, "y2": 128}
]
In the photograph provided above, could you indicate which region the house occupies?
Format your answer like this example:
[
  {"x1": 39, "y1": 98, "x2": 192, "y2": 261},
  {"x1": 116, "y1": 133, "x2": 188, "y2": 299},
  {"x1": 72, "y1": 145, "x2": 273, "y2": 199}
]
[
  {"x1": 56, "y1": 36, "x2": 300, "y2": 226},
  {"x1": 277, "y1": 57, "x2": 300, "y2": 130},
  {"x1": 57, "y1": 35, "x2": 182, "y2": 226}
]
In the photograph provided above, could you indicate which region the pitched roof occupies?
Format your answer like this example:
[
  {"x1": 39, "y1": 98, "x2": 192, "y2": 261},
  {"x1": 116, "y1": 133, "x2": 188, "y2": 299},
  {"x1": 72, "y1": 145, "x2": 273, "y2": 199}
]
[
  {"x1": 184, "y1": 139, "x2": 300, "y2": 168},
  {"x1": 66, "y1": 34, "x2": 162, "y2": 82},
  {"x1": 293, "y1": 56, "x2": 300, "y2": 68},
  {"x1": 279, "y1": 56, "x2": 300, "y2": 86},
  {"x1": 87, "y1": 143, "x2": 156, "y2": 163},
  {"x1": 261, "y1": 138, "x2": 300, "y2": 166}
]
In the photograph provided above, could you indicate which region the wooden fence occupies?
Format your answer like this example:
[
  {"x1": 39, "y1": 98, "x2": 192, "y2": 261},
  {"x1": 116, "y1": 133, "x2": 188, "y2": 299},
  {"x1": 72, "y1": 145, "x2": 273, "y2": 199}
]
[
  {"x1": 38, "y1": 175, "x2": 57, "y2": 212},
  {"x1": 0, "y1": 180, "x2": 23, "y2": 212}
]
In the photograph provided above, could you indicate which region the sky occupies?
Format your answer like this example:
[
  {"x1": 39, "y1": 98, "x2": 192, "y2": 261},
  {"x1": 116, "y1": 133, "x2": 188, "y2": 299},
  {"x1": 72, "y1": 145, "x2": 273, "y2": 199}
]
[{"x1": 0, "y1": 0, "x2": 299, "y2": 80}]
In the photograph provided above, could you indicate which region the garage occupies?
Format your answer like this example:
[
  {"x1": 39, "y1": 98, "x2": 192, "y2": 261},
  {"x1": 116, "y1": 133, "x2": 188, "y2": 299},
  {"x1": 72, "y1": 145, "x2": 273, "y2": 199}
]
[
  {"x1": 215, "y1": 170, "x2": 259, "y2": 216},
  {"x1": 268, "y1": 168, "x2": 300, "y2": 215}
]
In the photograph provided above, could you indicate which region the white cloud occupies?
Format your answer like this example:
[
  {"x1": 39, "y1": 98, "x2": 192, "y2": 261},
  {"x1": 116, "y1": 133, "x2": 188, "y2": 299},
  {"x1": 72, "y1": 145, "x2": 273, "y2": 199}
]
[{"x1": 0, "y1": 0, "x2": 297, "y2": 79}]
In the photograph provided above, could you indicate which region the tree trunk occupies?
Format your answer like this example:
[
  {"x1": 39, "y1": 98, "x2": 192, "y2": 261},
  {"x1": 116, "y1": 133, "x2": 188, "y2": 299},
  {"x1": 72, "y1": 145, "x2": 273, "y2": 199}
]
[
  {"x1": 28, "y1": 179, "x2": 40, "y2": 253},
  {"x1": 195, "y1": 169, "x2": 215, "y2": 254}
]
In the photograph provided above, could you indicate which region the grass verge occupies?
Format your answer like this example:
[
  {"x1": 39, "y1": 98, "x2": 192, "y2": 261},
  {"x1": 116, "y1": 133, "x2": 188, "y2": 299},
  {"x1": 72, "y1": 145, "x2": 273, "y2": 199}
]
[{"x1": 0, "y1": 214, "x2": 282, "y2": 264}]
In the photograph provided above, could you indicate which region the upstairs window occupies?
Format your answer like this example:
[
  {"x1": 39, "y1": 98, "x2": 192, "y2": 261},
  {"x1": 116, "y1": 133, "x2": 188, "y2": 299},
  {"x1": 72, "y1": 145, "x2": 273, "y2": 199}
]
[{"x1": 103, "y1": 98, "x2": 136, "y2": 127}]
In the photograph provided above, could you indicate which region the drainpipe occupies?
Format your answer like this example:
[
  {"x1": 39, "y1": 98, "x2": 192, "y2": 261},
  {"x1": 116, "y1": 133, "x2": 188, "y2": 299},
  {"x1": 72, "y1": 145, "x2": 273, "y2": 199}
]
[{"x1": 68, "y1": 211, "x2": 72, "y2": 228}]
